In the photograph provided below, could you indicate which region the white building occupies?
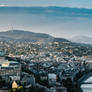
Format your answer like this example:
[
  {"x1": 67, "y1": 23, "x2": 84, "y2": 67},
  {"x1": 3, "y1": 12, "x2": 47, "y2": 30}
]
[{"x1": 48, "y1": 73, "x2": 57, "y2": 86}]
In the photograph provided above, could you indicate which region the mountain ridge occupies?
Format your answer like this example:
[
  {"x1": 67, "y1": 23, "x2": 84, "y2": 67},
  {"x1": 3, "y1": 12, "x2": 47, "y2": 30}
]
[
  {"x1": 69, "y1": 35, "x2": 92, "y2": 44},
  {"x1": 0, "y1": 30, "x2": 70, "y2": 43}
]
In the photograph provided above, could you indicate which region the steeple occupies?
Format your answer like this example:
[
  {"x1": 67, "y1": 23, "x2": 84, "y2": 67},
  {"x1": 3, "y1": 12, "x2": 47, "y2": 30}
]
[{"x1": 12, "y1": 80, "x2": 18, "y2": 89}]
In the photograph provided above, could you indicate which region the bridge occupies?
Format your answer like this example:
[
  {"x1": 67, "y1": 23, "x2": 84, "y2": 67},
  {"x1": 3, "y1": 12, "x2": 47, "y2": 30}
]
[
  {"x1": 78, "y1": 72, "x2": 92, "y2": 85},
  {"x1": 80, "y1": 82, "x2": 92, "y2": 84}
]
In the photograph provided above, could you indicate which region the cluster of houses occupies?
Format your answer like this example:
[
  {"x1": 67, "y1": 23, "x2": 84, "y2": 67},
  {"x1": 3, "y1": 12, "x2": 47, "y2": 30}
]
[{"x1": 0, "y1": 41, "x2": 92, "y2": 92}]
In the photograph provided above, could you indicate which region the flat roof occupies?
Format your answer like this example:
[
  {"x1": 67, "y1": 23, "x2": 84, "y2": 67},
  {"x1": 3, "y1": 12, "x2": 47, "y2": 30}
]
[{"x1": 0, "y1": 57, "x2": 8, "y2": 65}]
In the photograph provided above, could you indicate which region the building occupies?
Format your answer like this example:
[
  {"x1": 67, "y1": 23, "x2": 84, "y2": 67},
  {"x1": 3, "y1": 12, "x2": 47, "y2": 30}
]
[
  {"x1": 48, "y1": 73, "x2": 57, "y2": 86},
  {"x1": 12, "y1": 81, "x2": 18, "y2": 89},
  {"x1": 0, "y1": 57, "x2": 21, "y2": 81},
  {"x1": 0, "y1": 51, "x2": 5, "y2": 57},
  {"x1": 21, "y1": 74, "x2": 35, "y2": 88},
  {"x1": 50, "y1": 87, "x2": 67, "y2": 92}
]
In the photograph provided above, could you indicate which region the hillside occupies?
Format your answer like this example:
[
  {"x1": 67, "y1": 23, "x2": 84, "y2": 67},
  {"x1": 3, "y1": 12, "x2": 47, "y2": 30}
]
[
  {"x1": 0, "y1": 30, "x2": 70, "y2": 43},
  {"x1": 70, "y1": 36, "x2": 92, "y2": 44},
  {"x1": 0, "y1": 30, "x2": 54, "y2": 43}
]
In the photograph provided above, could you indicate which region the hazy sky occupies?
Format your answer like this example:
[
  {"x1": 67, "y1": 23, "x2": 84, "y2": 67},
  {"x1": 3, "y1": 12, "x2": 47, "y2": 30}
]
[
  {"x1": 0, "y1": 0, "x2": 92, "y2": 9},
  {"x1": 0, "y1": 7, "x2": 92, "y2": 38},
  {"x1": 0, "y1": 1, "x2": 92, "y2": 38}
]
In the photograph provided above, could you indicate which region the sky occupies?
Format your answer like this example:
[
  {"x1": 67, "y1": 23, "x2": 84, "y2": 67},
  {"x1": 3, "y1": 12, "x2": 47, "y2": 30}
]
[
  {"x1": 0, "y1": 0, "x2": 92, "y2": 9},
  {"x1": 0, "y1": 7, "x2": 92, "y2": 38},
  {"x1": 0, "y1": 0, "x2": 92, "y2": 38}
]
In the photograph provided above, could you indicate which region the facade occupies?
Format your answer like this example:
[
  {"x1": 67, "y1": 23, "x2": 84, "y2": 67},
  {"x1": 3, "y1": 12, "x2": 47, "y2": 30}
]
[
  {"x1": 21, "y1": 74, "x2": 35, "y2": 88},
  {"x1": 50, "y1": 87, "x2": 67, "y2": 92},
  {"x1": 48, "y1": 73, "x2": 57, "y2": 86},
  {"x1": 0, "y1": 58, "x2": 21, "y2": 81}
]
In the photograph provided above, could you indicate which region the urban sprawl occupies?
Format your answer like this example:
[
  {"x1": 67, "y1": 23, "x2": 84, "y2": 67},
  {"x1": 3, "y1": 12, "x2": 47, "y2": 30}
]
[{"x1": 0, "y1": 40, "x2": 92, "y2": 92}]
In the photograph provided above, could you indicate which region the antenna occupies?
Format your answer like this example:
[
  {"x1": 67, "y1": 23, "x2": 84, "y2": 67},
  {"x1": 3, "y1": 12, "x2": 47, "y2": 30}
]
[{"x1": 11, "y1": 26, "x2": 14, "y2": 32}]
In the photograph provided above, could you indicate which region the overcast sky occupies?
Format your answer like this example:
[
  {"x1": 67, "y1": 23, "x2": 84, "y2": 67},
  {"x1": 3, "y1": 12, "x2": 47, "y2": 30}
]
[
  {"x1": 0, "y1": 6, "x2": 91, "y2": 38},
  {"x1": 0, "y1": 0, "x2": 92, "y2": 9},
  {"x1": 0, "y1": 0, "x2": 92, "y2": 38}
]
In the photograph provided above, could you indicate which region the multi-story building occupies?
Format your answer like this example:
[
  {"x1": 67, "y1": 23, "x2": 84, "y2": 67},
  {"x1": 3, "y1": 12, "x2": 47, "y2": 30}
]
[{"x1": 0, "y1": 57, "x2": 21, "y2": 81}]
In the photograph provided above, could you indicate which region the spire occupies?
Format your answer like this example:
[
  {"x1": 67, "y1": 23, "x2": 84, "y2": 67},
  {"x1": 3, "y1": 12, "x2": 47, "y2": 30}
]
[{"x1": 12, "y1": 80, "x2": 18, "y2": 89}]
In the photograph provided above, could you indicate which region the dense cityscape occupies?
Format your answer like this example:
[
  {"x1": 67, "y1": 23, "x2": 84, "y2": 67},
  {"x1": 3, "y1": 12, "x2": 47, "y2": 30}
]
[
  {"x1": 0, "y1": 39, "x2": 92, "y2": 92},
  {"x1": 0, "y1": 1, "x2": 92, "y2": 92}
]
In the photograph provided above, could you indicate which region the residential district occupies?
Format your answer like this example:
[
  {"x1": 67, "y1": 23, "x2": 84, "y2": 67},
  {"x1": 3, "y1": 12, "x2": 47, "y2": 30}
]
[{"x1": 0, "y1": 40, "x2": 92, "y2": 92}]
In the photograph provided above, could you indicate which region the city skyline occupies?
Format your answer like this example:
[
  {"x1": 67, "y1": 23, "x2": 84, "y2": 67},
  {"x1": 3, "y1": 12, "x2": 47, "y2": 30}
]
[{"x1": 0, "y1": 1, "x2": 92, "y2": 92}]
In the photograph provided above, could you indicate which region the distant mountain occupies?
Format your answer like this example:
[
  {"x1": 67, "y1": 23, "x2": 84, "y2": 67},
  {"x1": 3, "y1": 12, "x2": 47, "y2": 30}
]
[
  {"x1": 0, "y1": 30, "x2": 54, "y2": 43},
  {"x1": 69, "y1": 36, "x2": 92, "y2": 44},
  {"x1": 53, "y1": 38, "x2": 70, "y2": 43},
  {"x1": 0, "y1": 6, "x2": 92, "y2": 38},
  {"x1": 0, "y1": 30, "x2": 70, "y2": 43}
]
